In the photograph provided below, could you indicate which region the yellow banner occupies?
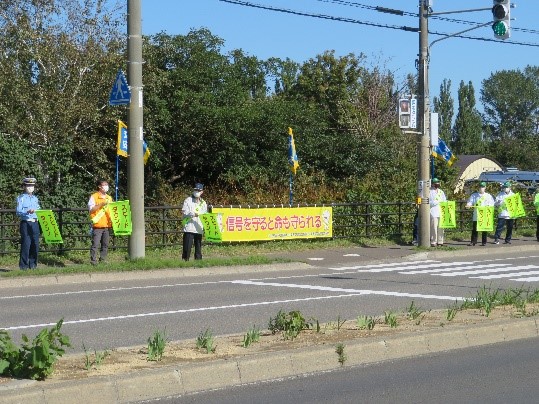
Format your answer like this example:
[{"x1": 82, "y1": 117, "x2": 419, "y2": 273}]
[
  {"x1": 439, "y1": 201, "x2": 456, "y2": 229},
  {"x1": 36, "y1": 210, "x2": 63, "y2": 244},
  {"x1": 476, "y1": 206, "x2": 495, "y2": 232},
  {"x1": 108, "y1": 200, "x2": 132, "y2": 236},
  {"x1": 211, "y1": 207, "x2": 332, "y2": 242}
]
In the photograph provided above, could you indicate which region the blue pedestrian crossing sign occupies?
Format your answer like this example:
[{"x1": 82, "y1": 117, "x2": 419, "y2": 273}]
[{"x1": 109, "y1": 70, "x2": 131, "y2": 106}]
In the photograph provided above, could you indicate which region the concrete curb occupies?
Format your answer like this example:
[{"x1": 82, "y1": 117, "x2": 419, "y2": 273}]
[{"x1": 1, "y1": 317, "x2": 537, "y2": 403}]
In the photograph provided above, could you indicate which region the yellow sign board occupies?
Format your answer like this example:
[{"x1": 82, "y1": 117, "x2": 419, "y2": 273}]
[{"x1": 211, "y1": 207, "x2": 333, "y2": 242}]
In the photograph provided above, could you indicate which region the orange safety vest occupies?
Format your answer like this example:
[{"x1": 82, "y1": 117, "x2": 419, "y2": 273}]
[{"x1": 89, "y1": 192, "x2": 112, "y2": 228}]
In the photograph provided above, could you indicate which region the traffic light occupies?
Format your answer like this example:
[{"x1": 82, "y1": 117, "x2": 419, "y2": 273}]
[
  {"x1": 492, "y1": 0, "x2": 510, "y2": 40},
  {"x1": 398, "y1": 98, "x2": 411, "y2": 129}
]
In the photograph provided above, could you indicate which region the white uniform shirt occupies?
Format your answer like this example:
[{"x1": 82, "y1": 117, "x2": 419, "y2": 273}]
[
  {"x1": 182, "y1": 196, "x2": 208, "y2": 234},
  {"x1": 494, "y1": 190, "x2": 514, "y2": 218},
  {"x1": 466, "y1": 192, "x2": 494, "y2": 221},
  {"x1": 429, "y1": 188, "x2": 446, "y2": 218}
]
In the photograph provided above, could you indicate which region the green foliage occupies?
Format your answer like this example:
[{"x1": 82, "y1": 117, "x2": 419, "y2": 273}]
[
  {"x1": 147, "y1": 329, "x2": 167, "y2": 361},
  {"x1": 242, "y1": 325, "x2": 261, "y2": 348},
  {"x1": 335, "y1": 343, "x2": 346, "y2": 366},
  {"x1": 268, "y1": 309, "x2": 312, "y2": 340},
  {"x1": 406, "y1": 301, "x2": 425, "y2": 324},
  {"x1": 356, "y1": 315, "x2": 376, "y2": 330},
  {"x1": 196, "y1": 329, "x2": 216, "y2": 354},
  {"x1": 384, "y1": 310, "x2": 398, "y2": 328},
  {"x1": 82, "y1": 343, "x2": 109, "y2": 370},
  {"x1": 0, "y1": 319, "x2": 71, "y2": 380}
]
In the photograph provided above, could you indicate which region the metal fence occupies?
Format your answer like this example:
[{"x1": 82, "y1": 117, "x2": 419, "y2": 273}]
[{"x1": 1, "y1": 201, "x2": 536, "y2": 255}]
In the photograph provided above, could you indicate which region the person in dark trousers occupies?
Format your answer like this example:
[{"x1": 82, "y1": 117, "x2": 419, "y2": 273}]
[
  {"x1": 534, "y1": 189, "x2": 539, "y2": 242},
  {"x1": 16, "y1": 177, "x2": 41, "y2": 270},
  {"x1": 182, "y1": 183, "x2": 208, "y2": 261},
  {"x1": 465, "y1": 181, "x2": 494, "y2": 246},
  {"x1": 493, "y1": 181, "x2": 514, "y2": 245},
  {"x1": 88, "y1": 180, "x2": 113, "y2": 265}
]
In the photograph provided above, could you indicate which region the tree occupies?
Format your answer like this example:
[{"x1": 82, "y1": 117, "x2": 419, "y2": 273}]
[
  {"x1": 433, "y1": 79, "x2": 454, "y2": 143},
  {"x1": 453, "y1": 81, "x2": 484, "y2": 155}
]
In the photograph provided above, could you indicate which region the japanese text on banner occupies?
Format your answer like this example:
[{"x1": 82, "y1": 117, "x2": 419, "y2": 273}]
[
  {"x1": 108, "y1": 200, "x2": 132, "y2": 235},
  {"x1": 211, "y1": 207, "x2": 332, "y2": 242},
  {"x1": 439, "y1": 201, "x2": 456, "y2": 229},
  {"x1": 36, "y1": 210, "x2": 63, "y2": 244},
  {"x1": 477, "y1": 206, "x2": 495, "y2": 231}
]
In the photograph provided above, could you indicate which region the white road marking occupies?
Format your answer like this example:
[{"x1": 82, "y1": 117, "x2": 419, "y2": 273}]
[
  {"x1": 1, "y1": 294, "x2": 363, "y2": 331},
  {"x1": 231, "y1": 280, "x2": 463, "y2": 301},
  {"x1": 360, "y1": 261, "x2": 475, "y2": 273},
  {"x1": 343, "y1": 253, "x2": 361, "y2": 257},
  {"x1": 471, "y1": 270, "x2": 539, "y2": 280},
  {"x1": 436, "y1": 265, "x2": 539, "y2": 277},
  {"x1": 509, "y1": 276, "x2": 539, "y2": 282},
  {"x1": 404, "y1": 263, "x2": 508, "y2": 275},
  {"x1": 307, "y1": 258, "x2": 324, "y2": 261},
  {"x1": 329, "y1": 260, "x2": 438, "y2": 271}
]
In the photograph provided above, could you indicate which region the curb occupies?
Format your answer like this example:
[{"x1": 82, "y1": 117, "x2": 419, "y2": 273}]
[{"x1": 1, "y1": 317, "x2": 537, "y2": 403}]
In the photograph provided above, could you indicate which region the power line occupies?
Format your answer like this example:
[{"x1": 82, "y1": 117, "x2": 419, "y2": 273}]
[{"x1": 219, "y1": 0, "x2": 539, "y2": 47}]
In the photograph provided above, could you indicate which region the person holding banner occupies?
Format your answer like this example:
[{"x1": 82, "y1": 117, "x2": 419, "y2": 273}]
[
  {"x1": 493, "y1": 181, "x2": 514, "y2": 245},
  {"x1": 88, "y1": 180, "x2": 113, "y2": 265},
  {"x1": 465, "y1": 181, "x2": 494, "y2": 246},
  {"x1": 182, "y1": 183, "x2": 208, "y2": 261},
  {"x1": 16, "y1": 177, "x2": 41, "y2": 270},
  {"x1": 429, "y1": 178, "x2": 446, "y2": 247}
]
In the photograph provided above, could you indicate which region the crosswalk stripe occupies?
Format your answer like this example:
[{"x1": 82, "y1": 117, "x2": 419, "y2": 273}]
[
  {"x1": 509, "y1": 276, "x2": 539, "y2": 282},
  {"x1": 356, "y1": 261, "x2": 476, "y2": 273},
  {"x1": 329, "y1": 260, "x2": 438, "y2": 271},
  {"x1": 404, "y1": 263, "x2": 509, "y2": 275},
  {"x1": 471, "y1": 270, "x2": 539, "y2": 280},
  {"x1": 436, "y1": 265, "x2": 539, "y2": 277}
]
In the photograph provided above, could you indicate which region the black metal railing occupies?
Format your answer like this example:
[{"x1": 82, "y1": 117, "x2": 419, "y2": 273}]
[{"x1": 1, "y1": 201, "x2": 536, "y2": 255}]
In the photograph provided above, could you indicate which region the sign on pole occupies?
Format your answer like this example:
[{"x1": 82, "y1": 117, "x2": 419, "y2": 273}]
[{"x1": 109, "y1": 70, "x2": 131, "y2": 106}]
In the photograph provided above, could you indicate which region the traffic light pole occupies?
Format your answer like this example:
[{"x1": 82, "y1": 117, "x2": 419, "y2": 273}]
[
  {"x1": 127, "y1": 0, "x2": 146, "y2": 258},
  {"x1": 417, "y1": 0, "x2": 431, "y2": 248}
]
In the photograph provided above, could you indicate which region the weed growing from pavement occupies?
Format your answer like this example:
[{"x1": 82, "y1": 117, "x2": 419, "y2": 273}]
[
  {"x1": 406, "y1": 301, "x2": 425, "y2": 323},
  {"x1": 242, "y1": 326, "x2": 261, "y2": 348},
  {"x1": 82, "y1": 343, "x2": 110, "y2": 370},
  {"x1": 356, "y1": 315, "x2": 376, "y2": 330},
  {"x1": 446, "y1": 304, "x2": 459, "y2": 321},
  {"x1": 147, "y1": 329, "x2": 167, "y2": 361},
  {"x1": 196, "y1": 329, "x2": 216, "y2": 354},
  {"x1": 384, "y1": 310, "x2": 398, "y2": 328},
  {"x1": 0, "y1": 319, "x2": 71, "y2": 380},
  {"x1": 268, "y1": 310, "x2": 313, "y2": 340},
  {"x1": 335, "y1": 343, "x2": 346, "y2": 366}
]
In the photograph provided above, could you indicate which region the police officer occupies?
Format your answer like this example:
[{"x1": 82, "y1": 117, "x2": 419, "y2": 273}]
[
  {"x1": 181, "y1": 183, "x2": 208, "y2": 261},
  {"x1": 16, "y1": 177, "x2": 41, "y2": 270}
]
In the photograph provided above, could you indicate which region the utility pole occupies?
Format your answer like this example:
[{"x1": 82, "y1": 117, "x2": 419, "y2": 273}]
[
  {"x1": 127, "y1": 0, "x2": 145, "y2": 258},
  {"x1": 417, "y1": 0, "x2": 431, "y2": 248}
]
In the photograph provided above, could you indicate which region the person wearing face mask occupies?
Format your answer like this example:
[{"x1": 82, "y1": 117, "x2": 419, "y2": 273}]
[
  {"x1": 465, "y1": 181, "x2": 494, "y2": 246},
  {"x1": 88, "y1": 180, "x2": 113, "y2": 265},
  {"x1": 429, "y1": 177, "x2": 447, "y2": 247},
  {"x1": 181, "y1": 183, "x2": 208, "y2": 261},
  {"x1": 493, "y1": 181, "x2": 514, "y2": 245},
  {"x1": 16, "y1": 177, "x2": 41, "y2": 270}
]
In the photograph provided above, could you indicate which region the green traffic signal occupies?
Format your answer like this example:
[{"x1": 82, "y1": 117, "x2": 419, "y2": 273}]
[{"x1": 492, "y1": 21, "x2": 508, "y2": 36}]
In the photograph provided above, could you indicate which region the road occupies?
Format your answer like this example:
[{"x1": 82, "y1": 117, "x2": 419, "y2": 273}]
[
  {"x1": 153, "y1": 337, "x2": 539, "y2": 404},
  {"x1": 1, "y1": 249, "x2": 538, "y2": 353}
]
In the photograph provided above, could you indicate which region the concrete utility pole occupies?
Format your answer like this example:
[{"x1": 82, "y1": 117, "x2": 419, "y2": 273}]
[
  {"x1": 417, "y1": 0, "x2": 431, "y2": 248},
  {"x1": 127, "y1": 0, "x2": 145, "y2": 258}
]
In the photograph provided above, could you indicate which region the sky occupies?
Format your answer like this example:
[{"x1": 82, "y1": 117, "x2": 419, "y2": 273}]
[{"x1": 140, "y1": 0, "x2": 538, "y2": 110}]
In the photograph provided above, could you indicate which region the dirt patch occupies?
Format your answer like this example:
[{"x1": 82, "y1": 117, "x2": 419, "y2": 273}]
[{"x1": 1, "y1": 304, "x2": 535, "y2": 387}]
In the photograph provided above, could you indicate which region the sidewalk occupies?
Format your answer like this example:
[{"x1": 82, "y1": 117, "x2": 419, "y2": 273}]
[{"x1": 1, "y1": 240, "x2": 538, "y2": 403}]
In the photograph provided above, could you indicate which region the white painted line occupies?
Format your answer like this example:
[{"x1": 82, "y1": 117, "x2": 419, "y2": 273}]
[
  {"x1": 307, "y1": 258, "x2": 324, "y2": 261},
  {"x1": 343, "y1": 253, "x2": 361, "y2": 257},
  {"x1": 231, "y1": 280, "x2": 463, "y2": 301},
  {"x1": 329, "y1": 260, "x2": 439, "y2": 271},
  {"x1": 509, "y1": 276, "x2": 539, "y2": 282},
  {"x1": 404, "y1": 263, "x2": 508, "y2": 275},
  {"x1": 471, "y1": 270, "x2": 539, "y2": 280},
  {"x1": 436, "y1": 265, "x2": 539, "y2": 277},
  {"x1": 1, "y1": 294, "x2": 363, "y2": 331},
  {"x1": 363, "y1": 261, "x2": 476, "y2": 273}
]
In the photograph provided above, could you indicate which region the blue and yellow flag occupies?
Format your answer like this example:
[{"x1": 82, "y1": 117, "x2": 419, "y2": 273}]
[
  {"x1": 432, "y1": 138, "x2": 456, "y2": 166},
  {"x1": 288, "y1": 127, "x2": 299, "y2": 174},
  {"x1": 117, "y1": 120, "x2": 150, "y2": 165}
]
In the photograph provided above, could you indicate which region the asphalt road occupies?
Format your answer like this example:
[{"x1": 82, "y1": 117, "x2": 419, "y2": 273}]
[
  {"x1": 157, "y1": 337, "x2": 539, "y2": 404},
  {"x1": 1, "y1": 248, "x2": 538, "y2": 353}
]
